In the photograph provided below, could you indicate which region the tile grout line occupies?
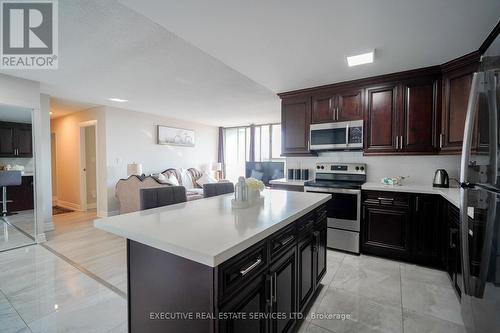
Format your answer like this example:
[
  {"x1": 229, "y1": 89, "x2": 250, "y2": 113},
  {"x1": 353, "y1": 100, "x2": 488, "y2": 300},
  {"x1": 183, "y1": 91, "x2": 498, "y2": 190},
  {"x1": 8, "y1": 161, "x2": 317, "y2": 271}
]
[
  {"x1": 0, "y1": 287, "x2": 34, "y2": 332},
  {"x1": 40, "y1": 243, "x2": 127, "y2": 300}
]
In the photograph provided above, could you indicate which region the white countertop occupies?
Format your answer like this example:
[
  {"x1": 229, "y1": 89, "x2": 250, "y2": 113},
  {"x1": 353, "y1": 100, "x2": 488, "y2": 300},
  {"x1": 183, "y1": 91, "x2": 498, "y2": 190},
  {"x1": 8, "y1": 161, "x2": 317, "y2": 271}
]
[
  {"x1": 94, "y1": 190, "x2": 331, "y2": 267},
  {"x1": 361, "y1": 182, "x2": 475, "y2": 217},
  {"x1": 269, "y1": 178, "x2": 309, "y2": 186}
]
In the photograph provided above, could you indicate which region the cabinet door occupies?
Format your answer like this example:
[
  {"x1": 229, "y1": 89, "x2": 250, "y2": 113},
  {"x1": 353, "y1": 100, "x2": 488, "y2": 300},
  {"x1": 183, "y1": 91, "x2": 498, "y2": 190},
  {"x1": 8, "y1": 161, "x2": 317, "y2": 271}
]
[
  {"x1": 312, "y1": 94, "x2": 335, "y2": 124},
  {"x1": 314, "y1": 221, "x2": 327, "y2": 285},
  {"x1": 413, "y1": 194, "x2": 443, "y2": 267},
  {"x1": 6, "y1": 176, "x2": 34, "y2": 212},
  {"x1": 337, "y1": 89, "x2": 363, "y2": 121},
  {"x1": 15, "y1": 125, "x2": 33, "y2": 157},
  {"x1": 441, "y1": 64, "x2": 477, "y2": 152},
  {"x1": 297, "y1": 233, "x2": 315, "y2": 311},
  {"x1": 281, "y1": 97, "x2": 312, "y2": 155},
  {"x1": 364, "y1": 84, "x2": 399, "y2": 153},
  {"x1": 401, "y1": 78, "x2": 438, "y2": 153},
  {"x1": 218, "y1": 274, "x2": 269, "y2": 333},
  {"x1": 361, "y1": 205, "x2": 412, "y2": 260},
  {"x1": 0, "y1": 123, "x2": 15, "y2": 156},
  {"x1": 270, "y1": 247, "x2": 297, "y2": 333}
]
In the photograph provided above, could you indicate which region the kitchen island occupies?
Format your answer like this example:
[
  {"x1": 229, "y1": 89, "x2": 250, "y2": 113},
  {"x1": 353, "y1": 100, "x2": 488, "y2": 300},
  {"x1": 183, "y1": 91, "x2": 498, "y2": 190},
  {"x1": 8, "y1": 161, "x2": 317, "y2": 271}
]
[{"x1": 95, "y1": 189, "x2": 330, "y2": 333}]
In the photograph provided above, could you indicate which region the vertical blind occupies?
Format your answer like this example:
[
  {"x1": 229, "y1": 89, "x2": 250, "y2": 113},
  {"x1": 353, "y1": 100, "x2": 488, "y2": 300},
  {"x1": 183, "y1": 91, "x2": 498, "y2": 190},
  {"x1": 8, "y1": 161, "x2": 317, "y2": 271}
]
[{"x1": 223, "y1": 124, "x2": 282, "y2": 182}]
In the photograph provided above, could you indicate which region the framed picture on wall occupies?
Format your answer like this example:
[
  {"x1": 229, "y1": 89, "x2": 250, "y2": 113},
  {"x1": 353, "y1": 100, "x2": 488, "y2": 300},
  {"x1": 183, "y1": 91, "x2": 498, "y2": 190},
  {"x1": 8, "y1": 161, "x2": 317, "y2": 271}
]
[{"x1": 157, "y1": 125, "x2": 195, "y2": 147}]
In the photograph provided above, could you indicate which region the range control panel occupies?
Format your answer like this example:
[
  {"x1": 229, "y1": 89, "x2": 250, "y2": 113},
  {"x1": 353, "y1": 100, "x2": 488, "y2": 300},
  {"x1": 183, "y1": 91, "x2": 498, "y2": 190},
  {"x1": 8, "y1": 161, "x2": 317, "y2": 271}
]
[{"x1": 315, "y1": 163, "x2": 366, "y2": 175}]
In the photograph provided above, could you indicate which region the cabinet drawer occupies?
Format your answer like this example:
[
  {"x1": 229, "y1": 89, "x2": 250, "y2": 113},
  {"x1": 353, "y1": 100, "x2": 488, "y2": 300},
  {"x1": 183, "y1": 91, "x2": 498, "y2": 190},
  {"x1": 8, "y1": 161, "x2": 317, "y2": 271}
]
[
  {"x1": 270, "y1": 223, "x2": 296, "y2": 261},
  {"x1": 218, "y1": 240, "x2": 268, "y2": 304},
  {"x1": 363, "y1": 190, "x2": 410, "y2": 208},
  {"x1": 296, "y1": 212, "x2": 316, "y2": 238}
]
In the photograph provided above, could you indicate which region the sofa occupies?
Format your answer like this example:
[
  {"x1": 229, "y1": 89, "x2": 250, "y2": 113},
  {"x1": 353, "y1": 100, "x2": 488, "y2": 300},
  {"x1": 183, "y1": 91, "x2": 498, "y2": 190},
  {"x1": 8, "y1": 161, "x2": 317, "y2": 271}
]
[{"x1": 115, "y1": 168, "x2": 210, "y2": 214}]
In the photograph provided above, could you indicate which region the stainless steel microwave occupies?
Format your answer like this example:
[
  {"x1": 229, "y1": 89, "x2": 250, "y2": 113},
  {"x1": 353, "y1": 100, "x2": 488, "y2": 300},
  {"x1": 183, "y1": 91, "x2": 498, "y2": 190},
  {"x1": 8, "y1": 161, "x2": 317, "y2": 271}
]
[{"x1": 309, "y1": 120, "x2": 363, "y2": 150}]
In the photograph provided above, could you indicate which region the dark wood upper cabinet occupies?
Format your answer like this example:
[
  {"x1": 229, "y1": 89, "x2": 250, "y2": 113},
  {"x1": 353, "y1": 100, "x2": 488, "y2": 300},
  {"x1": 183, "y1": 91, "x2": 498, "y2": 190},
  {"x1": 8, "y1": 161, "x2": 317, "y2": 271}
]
[
  {"x1": 0, "y1": 123, "x2": 15, "y2": 156},
  {"x1": 311, "y1": 94, "x2": 335, "y2": 123},
  {"x1": 337, "y1": 89, "x2": 363, "y2": 121},
  {"x1": 364, "y1": 84, "x2": 399, "y2": 154},
  {"x1": 400, "y1": 77, "x2": 439, "y2": 153},
  {"x1": 440, "y1": 54, "x2": 480, "y2": 153},
  {"x1": 281, "y1": 96, "x2": 313, "y2": 155},
  {"x1": 0, "y1": 122, "x2": 32, "y2": 157}
]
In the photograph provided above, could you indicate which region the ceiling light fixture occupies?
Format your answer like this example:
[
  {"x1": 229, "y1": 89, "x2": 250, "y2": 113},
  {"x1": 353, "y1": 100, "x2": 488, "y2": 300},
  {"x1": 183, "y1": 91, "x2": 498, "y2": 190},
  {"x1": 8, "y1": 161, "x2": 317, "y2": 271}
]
[
  {"x1": 108, "y1": 98, "x2": 128, "y2": 103},
  {"x1": 49, "y1": 111, "x2": 53, "y2": 115},
  {"x1": 347, "y1": 51, "x2": 374, "y2": 67}
]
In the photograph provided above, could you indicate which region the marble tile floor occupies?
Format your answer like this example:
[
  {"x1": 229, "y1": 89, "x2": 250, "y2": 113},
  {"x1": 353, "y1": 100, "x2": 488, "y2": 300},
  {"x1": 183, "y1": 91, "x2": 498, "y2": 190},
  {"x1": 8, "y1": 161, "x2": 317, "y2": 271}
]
[
  {"x1": 0, "y1": 245, "x2": 126, "y2": 333},
  {"x1": 297, "y1": 251, "x2": 465, "y2": 333},
  {"x1": 45, "y1": 210, "x2": 127, "y2": 295},
  {"x1": 0, "y1": 219, "x2": 34, "y2": 252},
  {"x1": 2, "y1": 211, "x2": 36, "y2": 239}
]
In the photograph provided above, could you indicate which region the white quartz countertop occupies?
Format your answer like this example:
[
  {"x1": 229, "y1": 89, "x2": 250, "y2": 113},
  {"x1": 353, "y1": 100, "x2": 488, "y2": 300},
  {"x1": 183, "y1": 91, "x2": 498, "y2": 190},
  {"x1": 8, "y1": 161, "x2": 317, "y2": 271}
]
[
  {"x1": 269, "y1": 178, "x2": 308, "y2": 186},
  {"x1": 361, "y1": 182, "x2": 461, "y2": 208},
  {"x1": 94, "y1": 190, "x2": 330, "y2": 267}
]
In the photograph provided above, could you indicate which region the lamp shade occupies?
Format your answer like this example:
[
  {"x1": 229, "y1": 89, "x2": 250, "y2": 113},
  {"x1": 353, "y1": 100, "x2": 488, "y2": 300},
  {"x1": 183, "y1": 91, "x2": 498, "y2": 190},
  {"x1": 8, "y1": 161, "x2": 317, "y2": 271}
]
[
  {"x1": 127, "y1": 163, "x2": 143, "y2": 176},
  {"x1": 212, "y1": 162, "x2": 222, "y2": 171}
]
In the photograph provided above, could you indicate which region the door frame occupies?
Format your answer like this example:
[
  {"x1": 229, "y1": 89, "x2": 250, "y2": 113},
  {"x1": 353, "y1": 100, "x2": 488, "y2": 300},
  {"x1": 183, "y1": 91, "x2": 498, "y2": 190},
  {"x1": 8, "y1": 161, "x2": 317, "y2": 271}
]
[{"x1": 79, "y1": 120, "x2": 98, "y2": 211}]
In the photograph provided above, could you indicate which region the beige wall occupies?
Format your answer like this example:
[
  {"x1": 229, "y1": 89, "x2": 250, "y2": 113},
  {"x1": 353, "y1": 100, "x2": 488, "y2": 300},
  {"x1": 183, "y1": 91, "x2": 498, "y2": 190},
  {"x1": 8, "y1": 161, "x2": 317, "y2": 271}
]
[
  {"x1": 84, "y1": 125, "x2": 97, "y2": 206},
  {"x1": 50, "y1": 107, "x2": 107, "y2": 215}
]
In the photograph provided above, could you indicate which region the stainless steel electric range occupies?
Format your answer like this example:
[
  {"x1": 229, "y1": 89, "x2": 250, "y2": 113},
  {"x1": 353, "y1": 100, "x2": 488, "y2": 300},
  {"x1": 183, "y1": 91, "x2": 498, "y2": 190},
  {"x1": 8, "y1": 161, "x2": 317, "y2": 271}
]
[{"x1": 304, "y1": 163, "x2": 366, "y2": 254}]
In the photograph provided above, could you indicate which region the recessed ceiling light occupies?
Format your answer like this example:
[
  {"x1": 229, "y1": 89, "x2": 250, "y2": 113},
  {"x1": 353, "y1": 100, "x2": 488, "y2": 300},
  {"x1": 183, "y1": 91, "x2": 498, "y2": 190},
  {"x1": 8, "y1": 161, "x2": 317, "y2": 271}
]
[
  {"x1": 347, "y1": 51, "x2": 374, "y2": 67},
  {"x1": 49, "y1": 111, "x2": 53, "y2": 115},
  {"x1": 108, "y1": 98, "x2": 128, "y2": 103}
]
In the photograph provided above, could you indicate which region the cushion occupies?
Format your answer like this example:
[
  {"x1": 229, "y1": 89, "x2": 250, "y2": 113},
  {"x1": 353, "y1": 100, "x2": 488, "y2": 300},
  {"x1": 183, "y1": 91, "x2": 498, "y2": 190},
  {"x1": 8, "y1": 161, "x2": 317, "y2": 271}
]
[
  {"x1": 180, "y1": 168, "x2": 194, "y2": 189},
  {"x1": 196, "y1": 172, "x2": 217, "y2": 187},
  {"x1": 167, "y1": 173, "x2": 180, "y2": 186}
]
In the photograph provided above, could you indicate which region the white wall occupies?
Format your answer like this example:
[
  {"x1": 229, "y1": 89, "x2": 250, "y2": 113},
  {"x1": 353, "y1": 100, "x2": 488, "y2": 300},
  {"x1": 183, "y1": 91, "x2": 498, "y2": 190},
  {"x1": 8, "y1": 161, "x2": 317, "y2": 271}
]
[
  {"x1": 104, "y1": 107, "x2": 218, "y2": 214},
  {"x1": 287, "y1": 151, "x2": 461, "y2": 186}
]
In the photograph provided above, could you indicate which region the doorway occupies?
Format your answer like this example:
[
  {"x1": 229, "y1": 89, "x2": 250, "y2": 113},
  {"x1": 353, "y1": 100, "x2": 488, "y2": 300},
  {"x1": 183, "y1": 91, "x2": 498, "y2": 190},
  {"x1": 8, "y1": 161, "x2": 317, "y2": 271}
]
[{"x1": 80, "y1": 123, "x2": 97, "y2": 211}]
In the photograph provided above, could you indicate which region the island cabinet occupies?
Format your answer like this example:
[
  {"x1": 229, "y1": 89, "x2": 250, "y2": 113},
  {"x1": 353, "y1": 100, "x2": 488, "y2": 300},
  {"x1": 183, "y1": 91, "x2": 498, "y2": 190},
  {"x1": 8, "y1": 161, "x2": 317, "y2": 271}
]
[{"x1": 126, "y1": 203, "x2": 328, "y2": 333}]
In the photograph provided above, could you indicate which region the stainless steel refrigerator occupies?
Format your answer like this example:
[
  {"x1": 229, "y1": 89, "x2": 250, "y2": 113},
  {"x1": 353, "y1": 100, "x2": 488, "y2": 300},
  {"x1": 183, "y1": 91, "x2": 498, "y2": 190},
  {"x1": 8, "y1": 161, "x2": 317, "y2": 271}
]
[{"x1": 459, "y1": 29, "x2": 500, "y2": 333}]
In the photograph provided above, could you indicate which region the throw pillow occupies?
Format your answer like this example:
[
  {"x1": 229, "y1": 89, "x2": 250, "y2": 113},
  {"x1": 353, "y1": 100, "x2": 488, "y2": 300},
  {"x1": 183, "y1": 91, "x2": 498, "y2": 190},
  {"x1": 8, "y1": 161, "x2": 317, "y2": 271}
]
[
  {"x1": 179, "y1": 168, "x2": 194, "y2": 189},
  {"x1": 167, "y1": 173, "x2": 180, "y2": 186},
  {"x1": 196, "y1": 172, "x2": 217, "y2": 187}
]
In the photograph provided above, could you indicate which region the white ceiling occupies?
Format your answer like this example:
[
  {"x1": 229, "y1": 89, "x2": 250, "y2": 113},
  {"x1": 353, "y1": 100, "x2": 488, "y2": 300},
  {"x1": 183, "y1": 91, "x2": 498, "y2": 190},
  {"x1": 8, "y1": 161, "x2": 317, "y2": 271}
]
[
  {"x1": 1, "y1": 0, "x2": 499, "y2": 127},
  {"x1": 120, "y1": 0, "x2": 500, "y2": 93}
]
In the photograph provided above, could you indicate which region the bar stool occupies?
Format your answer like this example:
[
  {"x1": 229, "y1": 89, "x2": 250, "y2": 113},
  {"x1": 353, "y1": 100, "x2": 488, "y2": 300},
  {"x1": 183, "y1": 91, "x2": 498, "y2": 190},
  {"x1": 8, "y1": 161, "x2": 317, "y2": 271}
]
[{"x1": 0, "y1": 171, "x2": 22, "y2": 216}]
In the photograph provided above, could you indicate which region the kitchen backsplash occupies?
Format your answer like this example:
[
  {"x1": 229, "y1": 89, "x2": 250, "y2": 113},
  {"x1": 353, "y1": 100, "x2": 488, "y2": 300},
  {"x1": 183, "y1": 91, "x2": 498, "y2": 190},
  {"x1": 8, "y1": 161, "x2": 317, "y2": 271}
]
[
  {"x1": 0, "y1": 158, "x2": 34, "y2": 172},
  {"x1": 286, "y1": 152, "x2": 461, "y2": 187}
]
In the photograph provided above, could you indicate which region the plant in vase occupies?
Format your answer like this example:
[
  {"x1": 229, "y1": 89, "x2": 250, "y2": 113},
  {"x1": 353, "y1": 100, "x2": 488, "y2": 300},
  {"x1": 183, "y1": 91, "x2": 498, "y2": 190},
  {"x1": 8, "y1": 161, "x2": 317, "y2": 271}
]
[{"x1": 246, "y1": 178, "x2": 265, "y2": 202}]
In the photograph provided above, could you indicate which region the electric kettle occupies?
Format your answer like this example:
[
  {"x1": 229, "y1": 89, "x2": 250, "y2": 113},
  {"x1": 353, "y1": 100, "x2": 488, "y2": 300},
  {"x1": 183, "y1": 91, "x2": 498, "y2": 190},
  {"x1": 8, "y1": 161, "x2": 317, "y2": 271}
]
[{"x1": 432, "y1": 169, "x2": 449, "y2": 188}]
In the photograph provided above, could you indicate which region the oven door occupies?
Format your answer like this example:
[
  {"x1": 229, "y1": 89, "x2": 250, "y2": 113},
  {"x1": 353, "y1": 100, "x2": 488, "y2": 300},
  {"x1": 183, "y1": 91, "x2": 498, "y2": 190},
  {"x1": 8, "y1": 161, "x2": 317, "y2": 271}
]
[{"x1": 304, "y1": 187, "x2": 361, "y2": 231}]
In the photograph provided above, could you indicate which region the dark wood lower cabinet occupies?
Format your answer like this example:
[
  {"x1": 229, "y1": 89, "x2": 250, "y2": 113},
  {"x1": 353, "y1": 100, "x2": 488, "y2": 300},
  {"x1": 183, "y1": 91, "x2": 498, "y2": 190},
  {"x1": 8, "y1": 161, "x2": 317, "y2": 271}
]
[
  {"x1": 6, "y1": 176, "x2": 34, "y2": 212},
  {"x1": 413, "y1": 194, "x2": 444, "y2": 268},
  {"x1": 127, "y1": 205, "x2": 327, "y2": 333},
  {"x1": 219, "y1": 275, "x2": 268, "y2": 333}
]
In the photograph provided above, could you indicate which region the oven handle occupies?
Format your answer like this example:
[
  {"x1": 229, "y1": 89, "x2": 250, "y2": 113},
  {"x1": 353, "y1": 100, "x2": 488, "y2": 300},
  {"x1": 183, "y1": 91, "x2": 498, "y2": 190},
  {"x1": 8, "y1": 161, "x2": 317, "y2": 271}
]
[{"x1": 304, "y1": 187, "x2": 361, "y2": 195}]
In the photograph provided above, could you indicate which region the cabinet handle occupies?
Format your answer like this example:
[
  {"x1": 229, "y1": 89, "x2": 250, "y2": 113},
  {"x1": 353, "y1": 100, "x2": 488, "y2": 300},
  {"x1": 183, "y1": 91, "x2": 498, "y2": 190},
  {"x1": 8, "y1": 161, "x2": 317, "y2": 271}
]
[
  {"x1": 377, "y1": 197, "x2": 394, "y2": 204},
  {"x1": 307, "y1": 140, "x2": 310, "y2": 151},
  {"x1": 415, "y1": 196, "x2": 419, "y2": 212},
  {"x1": 240, "y1": 258, "x2": 262, "y2": 276},
  {"x1": 336, "y1": 107, "x2": 339, "y2": 120},
  {"x1": 272, "y1": 272, "x2": 277, "y2": 303},
  {"x1": 439, "y1": 133, "x2": 443, "y2": 148},
  {"x1": 395, "y1": 136, "x2": 399, "y2": 150},
  {"x1": 268, "y1": 274, "x2": 273, "y2": 307},
  {"x1": 280, "y1": 235, "x2": 294, "y2": 247},
  {"x1": 450, "y1": 228, "x2": 458, "y2": 249}
]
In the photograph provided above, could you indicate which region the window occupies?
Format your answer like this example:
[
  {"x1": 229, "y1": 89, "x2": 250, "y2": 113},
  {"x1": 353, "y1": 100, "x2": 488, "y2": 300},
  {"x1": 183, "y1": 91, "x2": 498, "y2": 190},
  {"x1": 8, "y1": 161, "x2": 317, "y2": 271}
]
[{"x1": 223, "y1": 124, "x2": 282, "y2": 182}]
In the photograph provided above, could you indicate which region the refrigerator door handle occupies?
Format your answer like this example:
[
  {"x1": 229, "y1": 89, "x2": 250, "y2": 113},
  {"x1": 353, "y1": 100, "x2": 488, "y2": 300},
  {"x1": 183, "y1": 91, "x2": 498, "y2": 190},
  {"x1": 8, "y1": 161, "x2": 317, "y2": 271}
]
[{"x1": 459, "y1": 72, "x2": 483, "y2": 297}]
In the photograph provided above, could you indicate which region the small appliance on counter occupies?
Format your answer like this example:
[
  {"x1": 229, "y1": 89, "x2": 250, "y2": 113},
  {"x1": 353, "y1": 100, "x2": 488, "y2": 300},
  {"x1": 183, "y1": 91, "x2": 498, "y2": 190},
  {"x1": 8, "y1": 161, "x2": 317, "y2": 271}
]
[{"x1": 432, "y1": 169, "x2": 449, "y2": 188}]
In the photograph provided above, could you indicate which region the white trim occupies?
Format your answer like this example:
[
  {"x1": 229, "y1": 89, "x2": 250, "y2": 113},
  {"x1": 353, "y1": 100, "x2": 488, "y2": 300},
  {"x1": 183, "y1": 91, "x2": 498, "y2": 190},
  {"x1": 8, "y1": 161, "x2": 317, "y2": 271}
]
[
  {"x1": 55, "y1": 200, "x2": 82, "y2": 212},
  {"x1": 78, "y1": 120, "x2": 98, "y2": 213},
  {"x1": 36, "y1": 233, "x2": 47, "y2": 243},
  {"x1": 87, "y1": 202, "x2": 97, "y2": 209}
]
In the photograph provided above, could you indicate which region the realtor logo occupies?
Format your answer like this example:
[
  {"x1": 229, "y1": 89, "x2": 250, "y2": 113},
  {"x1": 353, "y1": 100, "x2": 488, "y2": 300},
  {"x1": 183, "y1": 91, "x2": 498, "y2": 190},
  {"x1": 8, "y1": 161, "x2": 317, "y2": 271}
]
[{"x1": 1, "y1": 0, "x2": 58, "y2": 69}]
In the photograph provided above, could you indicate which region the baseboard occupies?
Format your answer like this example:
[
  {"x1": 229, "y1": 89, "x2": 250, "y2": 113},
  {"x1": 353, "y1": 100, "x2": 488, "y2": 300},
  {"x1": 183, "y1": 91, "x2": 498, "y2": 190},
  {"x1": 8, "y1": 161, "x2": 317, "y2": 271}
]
[
  {"x1": 87, "y1": 202, "x2": 97, "y2": 209},
  {"x1": 52, "y1": 196, "x2": 57, "y2": 206},
  {"x1": 36, "y1": 233, "x2": 47, "y2": 243},
  {"x1": 97, "y1": 210, "x2": 119, "y2": 218},
  {"x1": 55, "y1": 200, "x2": 82, "y2": 211}
]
